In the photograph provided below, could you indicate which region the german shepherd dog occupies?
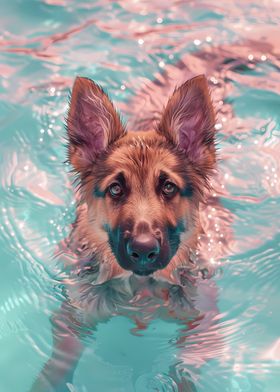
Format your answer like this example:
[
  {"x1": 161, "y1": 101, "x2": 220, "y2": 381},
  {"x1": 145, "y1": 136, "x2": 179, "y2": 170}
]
[{"x1": 31, "y1": 75, "x2": 218, "y2": 392}]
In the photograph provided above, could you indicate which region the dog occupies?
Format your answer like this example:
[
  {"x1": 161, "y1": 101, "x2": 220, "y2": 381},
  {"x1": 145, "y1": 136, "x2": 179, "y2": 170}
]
[{"x1": 30, "y1": 74, "x2": 219, "y2": 392}]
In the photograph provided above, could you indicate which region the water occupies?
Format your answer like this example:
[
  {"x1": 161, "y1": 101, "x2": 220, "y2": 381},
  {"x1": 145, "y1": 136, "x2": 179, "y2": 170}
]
[{"x1": 0, "y1": 1, "x2": 280, "y2": 391}]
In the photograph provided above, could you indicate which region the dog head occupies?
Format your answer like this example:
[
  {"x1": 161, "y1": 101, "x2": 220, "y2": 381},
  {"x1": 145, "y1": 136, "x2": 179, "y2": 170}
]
[{"x1": 67, "y1": 76, "x2": 216, "y2": 279}]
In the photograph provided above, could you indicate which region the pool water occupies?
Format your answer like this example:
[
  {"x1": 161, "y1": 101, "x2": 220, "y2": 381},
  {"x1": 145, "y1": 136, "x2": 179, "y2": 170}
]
[{"x1": 0, "y1": 1, "x2": 280, "y2": 391}]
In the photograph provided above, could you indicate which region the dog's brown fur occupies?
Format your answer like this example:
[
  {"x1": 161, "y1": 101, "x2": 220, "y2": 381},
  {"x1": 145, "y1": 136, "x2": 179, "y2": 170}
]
[
  {"x1": 30, "y1": 75, "x2": 218, "y2": 392},
  {"x1": 66, "y1": 75, "x2": 216, "y2": 283}
]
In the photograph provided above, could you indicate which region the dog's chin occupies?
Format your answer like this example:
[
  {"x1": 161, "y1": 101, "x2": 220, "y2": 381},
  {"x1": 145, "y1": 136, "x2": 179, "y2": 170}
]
[
  {"x1": 114, "y1": 258, "x2": 158, "y2": 276},
  {"x1": 133, "y1": 269, "x2": 155, "y2": 276},
  {"x1": 114, "y1": 255, "x2": 171, "y2": 277}
]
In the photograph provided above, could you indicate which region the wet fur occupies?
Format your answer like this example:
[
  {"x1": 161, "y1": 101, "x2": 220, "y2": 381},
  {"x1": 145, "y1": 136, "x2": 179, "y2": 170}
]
[
  {"x1": 66, "y1": 75, "x2": 216, "y2": 283},
  {"x1": 30, "y1": 74, "x2": 218, "y2": 392}
]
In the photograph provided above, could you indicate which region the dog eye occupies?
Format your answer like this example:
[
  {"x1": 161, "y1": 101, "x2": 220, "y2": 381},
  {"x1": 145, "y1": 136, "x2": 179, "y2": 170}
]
[
  {"x1": 162, "y1": 181, "x2": 178, "y2": 198},
  {"x1": 108, "y1": 182, "x2": 123, "y2": 198}
]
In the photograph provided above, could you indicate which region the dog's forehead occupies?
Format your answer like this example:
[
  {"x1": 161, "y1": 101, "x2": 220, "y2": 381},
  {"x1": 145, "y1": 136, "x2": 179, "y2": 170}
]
[
  {"x1": 93, "y1": 131, "x2": 189, "y2": 190},
  {"x1": 107, "y1": 136, "x2": 179, "y2": 173}
]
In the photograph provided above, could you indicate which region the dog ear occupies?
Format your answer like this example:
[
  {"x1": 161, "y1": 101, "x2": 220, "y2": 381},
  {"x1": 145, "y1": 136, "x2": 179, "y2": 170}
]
[
  {"x1": 67, "y1": 77, "x2": 125, "y2": 171},
  {"x1": 158, "y1": 75, "x2": 216, "y2": 171}
]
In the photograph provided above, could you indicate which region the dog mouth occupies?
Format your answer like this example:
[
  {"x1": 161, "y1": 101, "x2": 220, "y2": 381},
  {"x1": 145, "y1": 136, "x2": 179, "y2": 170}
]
[
  {"x1": 114, "y1": 244, "x2": 169, "y2": 276},
  {"x1": 108, "y1": 228, "x2": 180, "y2": 276},
  {"x1": 133, "y1": 269, "x2": 155, "y2": 276}
]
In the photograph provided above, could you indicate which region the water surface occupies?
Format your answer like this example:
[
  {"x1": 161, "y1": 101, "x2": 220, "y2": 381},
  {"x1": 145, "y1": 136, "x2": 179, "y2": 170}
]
[{"x1": 0, "y1": 1, "x2": 280, "y2": 391}]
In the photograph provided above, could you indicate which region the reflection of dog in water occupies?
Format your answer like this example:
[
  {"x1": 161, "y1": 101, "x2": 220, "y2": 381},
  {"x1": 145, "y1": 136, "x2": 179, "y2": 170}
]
[{"x1": 31, "y1": 75, "x2": 221, "y2": 392}]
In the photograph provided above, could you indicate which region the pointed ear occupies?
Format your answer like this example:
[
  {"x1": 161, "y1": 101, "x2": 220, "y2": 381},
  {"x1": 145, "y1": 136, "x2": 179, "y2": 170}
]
[
  {"x1": 158, "y1": 75, "x2": 216, "y2": 172},
  {"x1": 67, "y1": 77, "x2": 125, "y2": 171}
]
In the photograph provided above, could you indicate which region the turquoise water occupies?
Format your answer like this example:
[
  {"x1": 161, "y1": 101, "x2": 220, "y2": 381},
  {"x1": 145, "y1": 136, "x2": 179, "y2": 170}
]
[{"x1": 0, "y1": 1, "x2": 280, "y2": 391}]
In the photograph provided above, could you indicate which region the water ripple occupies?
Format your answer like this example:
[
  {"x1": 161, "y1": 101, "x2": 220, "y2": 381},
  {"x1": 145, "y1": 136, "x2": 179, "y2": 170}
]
[{"x1": 0, "y1": 1, "x2": 280, "y2": 391}]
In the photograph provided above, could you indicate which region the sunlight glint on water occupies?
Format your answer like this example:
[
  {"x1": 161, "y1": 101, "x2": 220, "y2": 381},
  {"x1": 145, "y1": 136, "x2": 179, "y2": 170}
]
[{"x1": 0, "y1": 1, "x2": 280, "y2": 391}]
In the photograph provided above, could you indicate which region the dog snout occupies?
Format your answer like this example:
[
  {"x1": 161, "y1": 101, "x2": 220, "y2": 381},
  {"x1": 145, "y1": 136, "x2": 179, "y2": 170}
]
[{"x1": 127, "y1": 233, "x2": 160, "y2": 264}]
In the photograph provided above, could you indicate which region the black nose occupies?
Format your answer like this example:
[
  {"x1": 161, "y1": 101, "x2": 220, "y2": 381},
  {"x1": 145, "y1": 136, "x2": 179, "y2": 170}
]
[{"x1": 127, "y1": 234, "x2": 160, "y2": 265}]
